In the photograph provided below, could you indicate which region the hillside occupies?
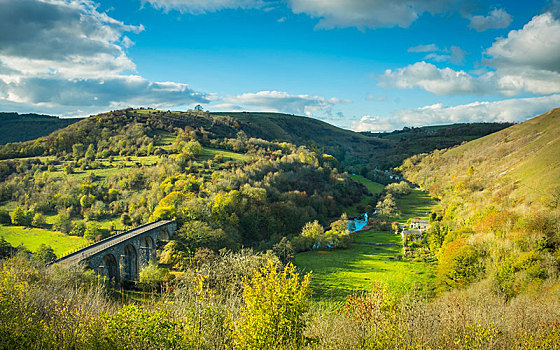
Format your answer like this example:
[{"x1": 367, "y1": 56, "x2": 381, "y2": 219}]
[
  {"x1": 401, "y1": 108, "x2": 560, "y2": 208},
  {"x1": 399, "y1": 108, "x2": 560, "y2": 298},
  {"x1": 0, "y1": 108, "x2": 513, "y2": 186},
  {"x1": 0, "y1": 112, "x2": 81, "y2": 145}
]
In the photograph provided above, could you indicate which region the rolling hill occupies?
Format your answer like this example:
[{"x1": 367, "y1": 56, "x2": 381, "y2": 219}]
[
  {"x1": 0, "y1": 108, "x2": 513, "y2": 180},
  {"x1": 0, "y1": 112, "x2": 81, "y2": 145}
]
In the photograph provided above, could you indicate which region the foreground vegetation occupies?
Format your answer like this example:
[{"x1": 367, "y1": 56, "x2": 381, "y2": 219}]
[{"x1": 2, "y1": 254, "x2": 560, "y2": 349}]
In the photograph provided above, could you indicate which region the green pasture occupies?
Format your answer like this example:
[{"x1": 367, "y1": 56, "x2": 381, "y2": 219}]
[
  {"x1": 296, "y1": 188, "x2": 438, "y2": 301},
  {"x1": 295, "y1": 229, "x2": 434, "y2": 301},
  {"x1": 349, "y1": 174, "x2": 384, "y2": 195},
  {"x1": 0, "y1": 225, "x2": 88, "y2": 257},
  {"x1": 394, "y1": 188, "x2": 438, "y2": 221},
  {"x1": 345, "y1": 175, "x2": 384, "y2": 216}
]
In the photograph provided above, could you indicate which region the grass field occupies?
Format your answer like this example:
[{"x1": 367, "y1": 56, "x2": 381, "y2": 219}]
[
  {"x1": 0, "y1": 225, "x2": 88, "y2": 257},
  {"x1": 199, "y1": 147, "x2": 251, "y2": 162},
  {"x1": 296, "y1": 188, "x2": 438, "y2": 301},
  {"x1": 394, "y1": 188, "x2": 438, "y2": 221},
  {"x1": 295, "y1": 229, "x2": 435, "y2": 301},
  {"x1": 349, "y1": 174, "x2": 385, "y2": 195}
]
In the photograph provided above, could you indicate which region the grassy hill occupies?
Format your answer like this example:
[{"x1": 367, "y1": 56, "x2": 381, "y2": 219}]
[
  {"x1": 401, "y1": 108, "x2": 560, "y2": 208},
  {"x1": 399, "y1": 108, "x2": 560, "y2": 298},
  {"x1": 0, "y1": 112, "x2": 81, "y2": 145}
]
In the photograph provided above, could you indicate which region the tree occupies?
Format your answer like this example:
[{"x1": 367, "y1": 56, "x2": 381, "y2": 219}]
[
  {"x1": 11, "y1": 206, "x2": 31, "y2": 226},
  {"x1": 0, "y1": 237, "x2": 13, "y2": 258},
  {"x1": 272, "y1": 237, "x2": 295, "y2": 264},
  {"x1": 376, "y1": 194, "x2": 400, "y2": 218},
  {"x1": 234, "y1": 261, "x2": 311, "y2": 349},
  {"x1": 300, "y1": 220, "x2": 324, "y2": 241},
  {"x1": 72, "y1": 143, "x2": 84, "y2": 159},
  {"x1": 85, "y1": 144, "x2": 95, "y2": 160},
  {"x1": 0, "y1": 209, "x2": 11, "y2": 225},
  {"x1": 33, "y1": 244, "x2": 56, "y2": 264},
  {"x1": 53, "y1": 210, "x2": 72, "y2": 234},
  {"x1": 31, "y1": 213, "x2": 47, "y2": 228},
  {"x1": 84, "y1": 222, "x2": 110, "y2": 241},
  {"x1": 70, "y1": 221, "x2": 87, "y2": 236},
  {"x1": 120, "y1": 213, "x2": 132, "y2": 227},
  {"x1": 138, "y1": 262, "x2": 169, "y2": 292}
]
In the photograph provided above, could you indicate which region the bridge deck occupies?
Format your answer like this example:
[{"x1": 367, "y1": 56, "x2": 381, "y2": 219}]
[{"x1": 55, "y1": 220, "x2": 173, "y2": 266}]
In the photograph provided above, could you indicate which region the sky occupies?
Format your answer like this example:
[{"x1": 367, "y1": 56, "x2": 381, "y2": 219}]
[{"x1": 1, "y1": 0, "x2": 559, "y2": 131}]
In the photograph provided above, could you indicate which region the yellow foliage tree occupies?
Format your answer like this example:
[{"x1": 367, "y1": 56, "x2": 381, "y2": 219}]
[{"x1": 234, "y1": 260, "x2": 311, "y2": 349}]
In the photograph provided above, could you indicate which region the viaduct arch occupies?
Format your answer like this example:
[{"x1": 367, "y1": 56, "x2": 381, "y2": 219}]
[{"x1": 54, "y1": 220, "x2": 176, "y2": 284}]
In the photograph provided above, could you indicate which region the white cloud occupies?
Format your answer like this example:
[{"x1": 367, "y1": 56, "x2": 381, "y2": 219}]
[
  {"x1": 408, "y1": 44, "x2": 440, "y2": 53},
  {"x1": 142, "y1": 0, "x2": 264, "y2": 14},
  {"x1": 485, "y1": 12, "x2": 560, "y2": 73},
  {"x1": 287, "y1": 0, "x2": 461, "y2": 30},
  {"x1": 383, "y1": 13, "x2": 560, "y2": 96},
  {"x1": 221, "y1": 90, "x2": 349, "y2": 116},
  {"x1": 0, "y1": 0, "x2": 209, "y2": 116},
  {"x1": 379, "y1": 61, "x2": 494, "y2": 95},
  {"x1": 449, "y1": 46, "x2": 468, "y2": 64},
  {"x1": 351, "y1": 94, "x2": 560, "y2": 132},
  {"x1": 468, "y1": 8, "x2": 513, "y2": 32}
]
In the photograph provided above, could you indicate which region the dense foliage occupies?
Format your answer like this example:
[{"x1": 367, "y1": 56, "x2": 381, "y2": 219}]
[{"x1": 0, "y1": 109, "x2": 366, "y2": 263}]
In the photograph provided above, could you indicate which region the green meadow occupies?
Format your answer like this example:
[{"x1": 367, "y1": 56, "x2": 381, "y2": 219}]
[
  {"x1": 296, "y1": 187, "x2": 438, "y2": 301},
  {"x1": 0, "y1": 225, "x2": 88, "y2": 257}
]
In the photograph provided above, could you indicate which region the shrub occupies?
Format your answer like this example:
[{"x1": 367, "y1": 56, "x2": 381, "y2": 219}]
[
  {"x1": 139, "y1": 262, "x2": 169, "y2": 292},
  {"x1": 32, "y1": 244, "x2": 56, "y2": 264},
  {"x1": 0, "y1": 209, "x2": 10, "y2": 225},
  {"x1": 234, "y1": 260, "x2": 311, "y2": 350}
]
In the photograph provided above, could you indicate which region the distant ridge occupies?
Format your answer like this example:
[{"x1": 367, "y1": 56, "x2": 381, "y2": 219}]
[
  {"x1": 0, "y1": 108, "x2": 512, "y2": 176},
  {"x1": 0, "y1": 112, "x2": 81, "y2": 145}
]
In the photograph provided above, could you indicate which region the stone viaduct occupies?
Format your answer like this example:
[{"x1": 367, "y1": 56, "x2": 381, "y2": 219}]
[{"x1": 54, "y1": 220, "x2": 176, "y2": 284}]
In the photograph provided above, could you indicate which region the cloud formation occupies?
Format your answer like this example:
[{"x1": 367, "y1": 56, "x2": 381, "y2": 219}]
[
  {"x1": 219, "y1": 90, "x2": 349, "y2": 116},
  {"x1": 142, "y1": 0, "x2": 264, "y2": 14},
  {"x1": 383, "y1": 13, "x2": 560, "y2": 96},
  {"x1": 379, "y1": 61, "x2": 492, "y2": 95},
  {"x1": 0, "y1": 0, "x2": 208, "y2": 116},
  {"x1": 351, "y1": 94, "x2": 560, "y2": 132},
  {"x1": 468, "y1": 8, "x2": 513, "y2": 32},
  {"x1": 408, "y1": 44, "x2": 440, "y2": 53},
  {"x1": 144, "y1": 0, "x2": 470, "y2": 29},
  {"x1": 287, "y1": 0, "x2": 461, "y2": 29}
]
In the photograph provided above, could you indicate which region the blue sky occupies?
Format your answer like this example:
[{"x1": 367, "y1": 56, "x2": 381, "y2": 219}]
[{"x1": 1, "y1": 0, "x2": 559, "y2": 131}]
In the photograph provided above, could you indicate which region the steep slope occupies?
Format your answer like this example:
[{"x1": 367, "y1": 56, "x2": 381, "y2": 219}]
[
  {"x1": 400, "y1": 108, "x2": 560, "y2": 296},
  {"x1": 402, "y1": 108, "x2": 560, "y2": 207}
]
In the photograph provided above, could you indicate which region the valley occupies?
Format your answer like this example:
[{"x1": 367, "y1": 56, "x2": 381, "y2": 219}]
[{"x1": 0, "y1": 108, "x2": 559, "y2": 349}]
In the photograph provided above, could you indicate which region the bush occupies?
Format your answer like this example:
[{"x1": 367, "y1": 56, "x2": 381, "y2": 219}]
[
  {"x1": 234, "y1": 260, "x2": 311, "y2": 349},
  {"x1": 32, "y1": 244, "x2": 56, "y2": 264},
  {"x1": 0, "y1": 209, "x2": 10, "y2": 225},
  {"x1": 139, "y1": 262, "x2": 169, "y2": 292}
]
